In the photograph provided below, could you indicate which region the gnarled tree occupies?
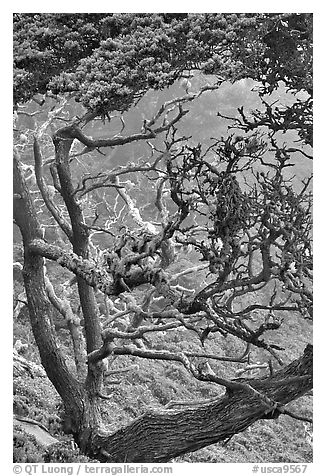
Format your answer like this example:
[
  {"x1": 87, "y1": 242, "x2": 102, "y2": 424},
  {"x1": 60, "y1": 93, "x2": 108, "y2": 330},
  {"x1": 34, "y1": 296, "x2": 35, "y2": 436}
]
[{"x1": 13, "y1": 13, "x2": 312, "y2": 462}]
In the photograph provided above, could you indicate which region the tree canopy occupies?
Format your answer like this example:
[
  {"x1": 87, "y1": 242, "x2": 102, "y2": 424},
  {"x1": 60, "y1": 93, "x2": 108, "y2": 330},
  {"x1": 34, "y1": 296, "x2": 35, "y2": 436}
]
[
  {"x1": 14, "y1": 14, "x2": 312, "y2": 107},
  {"x1": 13, "y1": 13, "x2": 313, "y2": 463}
]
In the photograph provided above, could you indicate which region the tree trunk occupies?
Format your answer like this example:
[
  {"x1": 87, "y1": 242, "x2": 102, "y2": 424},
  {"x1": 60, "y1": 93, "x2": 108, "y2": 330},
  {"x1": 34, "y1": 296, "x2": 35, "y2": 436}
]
[
  {"x1": 53, "y1": 131, "x2": 103, "y2": 395},
  {"x1": 14, "y1": 151, "x2": 85, "y2": 426},
  {"x1": 13, "y1": 149, "x2": 312, "y2": 464},
  {"x1": 89, "y1": 345, "x2": 312, "y2": 463}
]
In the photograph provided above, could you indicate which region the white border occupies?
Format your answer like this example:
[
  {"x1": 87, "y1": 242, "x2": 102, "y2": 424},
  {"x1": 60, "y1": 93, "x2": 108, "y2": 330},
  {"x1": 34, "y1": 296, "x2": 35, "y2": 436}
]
[{"x1": 3, "y1": 5, "x2": 324, "y2": 474}]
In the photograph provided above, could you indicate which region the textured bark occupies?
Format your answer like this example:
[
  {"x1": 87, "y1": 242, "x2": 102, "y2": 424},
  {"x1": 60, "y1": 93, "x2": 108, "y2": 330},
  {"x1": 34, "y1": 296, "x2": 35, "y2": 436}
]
[
  {"x1": 14, "y1": 152, "x2": 103, "y2": 439},
  {"x1": 91, "y1": 345, "x2": 312, "y2": 463},
  {"x1": 13, "y1": 153, "x2": 85, "y2": 423},
  {"x1": 53, "y1": 133, "x2": 102, "y2": 352},
  {"x1": 44, "y1": 274, "x2": 87, "y2": 379},
  {"x1": 53, "y1": 131, "x2": 103, "y2": 396},
  {"x1": 28, "y1": 238, "x2": 160, "y2": 295}
]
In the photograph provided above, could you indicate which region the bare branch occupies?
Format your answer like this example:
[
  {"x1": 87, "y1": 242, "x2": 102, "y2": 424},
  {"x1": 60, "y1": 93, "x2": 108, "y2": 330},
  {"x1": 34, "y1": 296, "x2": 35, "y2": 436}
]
[
  {"x1": 235, "y1": 363, "x2": 269, "y2": 377},
  {"x1": 33, "y1": 137, "x2": 73, "y2": 241},
  {"x1": 88, "y1": 343, "x2": 310, "y2": 420},
  {"x1": 43, "y1": 270, "x2": 87, "y2": 379},
  {"x1": 102, "y1": 321, "x2": 183, "y2": 341},
  {"x1": 279, "y1": 408, "x2": 312, "y2": 424}
]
